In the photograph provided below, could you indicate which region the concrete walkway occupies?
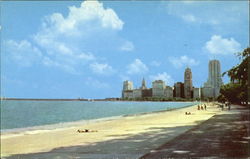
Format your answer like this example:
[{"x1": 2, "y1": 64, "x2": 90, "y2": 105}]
[{"x1": 141, "y1": 105, "x2": 250, "y2": 158}]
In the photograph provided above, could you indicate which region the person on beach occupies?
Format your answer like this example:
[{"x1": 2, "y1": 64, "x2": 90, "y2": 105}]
[
  {"x1": 198, "y1": 105, "x2": 200, "y2": 110},
  {"x1": 228, "y1": 104, "x2": 231, "y2": 110},
  {"x1": 204, "y1": 104, "x2": 207, "y2": 110},
  {"x1": 201, "y1": 106, "x2": 204, "y2": 110},
  {"x1": 185, "y1": 112, "x2": 191, "y2": 115},
  {"x1": 77, "y1": 129, "x2": 98, "y2": 133}
]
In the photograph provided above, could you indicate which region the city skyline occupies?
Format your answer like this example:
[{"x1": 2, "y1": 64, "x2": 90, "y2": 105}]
[
  {"x1": 1, "y1": 0, "x2": 249, "y2": 99},
  {"x1": 122, "y1": 59, "x2": 222, "y2": 99}
]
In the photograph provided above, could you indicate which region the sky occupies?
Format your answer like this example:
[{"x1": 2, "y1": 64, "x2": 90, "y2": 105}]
[{"x1": 1, "y1": 0, "x2": 249, "y2": 99}]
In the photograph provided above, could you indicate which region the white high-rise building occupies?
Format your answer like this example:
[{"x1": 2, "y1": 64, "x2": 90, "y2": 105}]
[
  {"x1": 123, "y1": 80, "x2": 133, "y2": 91},
  {"x1": 152, "y1": 80, "x2": 166, "y2": 97},
  {"x1": 193, "y1": 87, "x2": 201, "y2": 99},
  {"x1": 122, "y1": 80, "x2": 134, "y2": 98},
  {"x1": 203, "y1": 60, "x2": 223, "y2": 98}
]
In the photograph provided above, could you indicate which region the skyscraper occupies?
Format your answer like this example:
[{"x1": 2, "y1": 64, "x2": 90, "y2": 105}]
[
  {"x1": 203, "y1": 60, "x2": 223, "y2": 98},
  {"x1": 152, "y1": 80, "x2": 165, "y2": 97},
  {"x1": 174, "y1": 82, "x2": 184, "y2": 98},
  {"x1": 122, "y1": 80, "x2": 134, "y2": 98},
  {"x1": 140, "y1": 78, "x2": 147, "y2": 90},
  {"x1": 184, "y1": 67, "x2": 193, "y2": 98},
  {"x1": 123, "y1": 80, "x2": 133, "y2": 91}
]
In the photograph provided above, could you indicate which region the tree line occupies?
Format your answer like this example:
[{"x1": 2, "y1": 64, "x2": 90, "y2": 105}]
[{"x1": 217, "y1": 47, "x2": 249, "y2": 105}]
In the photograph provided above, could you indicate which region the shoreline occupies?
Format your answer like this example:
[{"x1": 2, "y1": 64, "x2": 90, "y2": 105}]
[
  {"x1": 1, "y1": 102, "x2": 220, "y2": 158},
  {"x1": 1, "y1": 102, "x2": 198, "y2": 134}
]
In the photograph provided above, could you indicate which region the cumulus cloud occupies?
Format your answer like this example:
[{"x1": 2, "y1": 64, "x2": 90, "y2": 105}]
[
  {"x1": 31, "y1": 0, "x2": 124, "y2": 73},
  {"x1": 42, "y1": 57, "x2": 79, "y2": 74},
  {"x1": 127, "y1": 59, "x2": 148, "y2": 74},
  {"x1": 205, "y1": 35, "x2": 241, "y2": 55},
  {"x1": 168, "y1": 55, "x2": 199, "y2": 68},
  {"x1": 5, "y1": 40, "x2": 42, "y2": 67},
  {"x1": 89, "y1": 62, "x2": 115, "y2": 75},
  {"x1": 120, "y1": 41, "x2": 134, "y2": 51},
  {"x1": 5, "y1": 0, "x2": 128, "y2": 75},
  {"x1": 40, "y1": 0, "x2": 123, "y2": 36},
  {"x1": 150, "y1": 72, "x2": 174, "y2": 86}
]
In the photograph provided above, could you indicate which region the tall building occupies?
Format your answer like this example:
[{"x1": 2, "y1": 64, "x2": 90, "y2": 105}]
[
  {"x1": 184, "y1": 67, "x2": 193, "y2": 98},
  {"x1": 193, "y1": 87, "x2": 201, "y2": 99},
  {"x1": 140, "y1": 78, "x2": 152, "y2": 98},
  {"x1": 123, "y1": 80, "x2": 133, "y2": 91},
  {"x1": 140, "y1": 78, "x2": 147, "y2": 90},
  {"x1": 122, "y1": 80, "x2": 134, "y2": 98},
  {"x1": 142, "y1": 88, "x2": 152, "y2": 98},
  {"x1": 152, "y1": 80, "x2": 165, "y2": 97},
  {"x1": 203, "y1": 60, "x2": 223, "y2": 98},
  {"x1": 133, "y1": 89, "x2": 142, "y2": 98},
  {"x1": 164, "y1": 86, "x2": 173, "y2": 98},
  {"x1": 174, "y1": 82, "x2": 184, "y2": 98}
]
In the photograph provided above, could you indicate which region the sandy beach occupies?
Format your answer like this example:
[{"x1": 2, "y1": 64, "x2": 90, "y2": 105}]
[{"x1": 1, "y1": 103, "x2": 222, "y2": 158}]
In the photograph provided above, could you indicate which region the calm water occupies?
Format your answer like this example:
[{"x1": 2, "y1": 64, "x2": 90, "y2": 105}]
[{"x1": 1, "y1": 100, "x2": 197, "y2": 131}]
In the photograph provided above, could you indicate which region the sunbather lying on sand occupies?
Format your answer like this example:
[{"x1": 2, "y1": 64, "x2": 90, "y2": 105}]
[
  {"x1": 185, "y1": 112, "x2": 192, "y2": 115},
  {"x1": 77, "y1": 129, "x2": 98, "y2": 133}
]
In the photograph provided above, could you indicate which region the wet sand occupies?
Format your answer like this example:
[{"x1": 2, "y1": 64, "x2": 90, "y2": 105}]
[{"x1": 1, "y1": 103, "x2": 222, "y2": 158}]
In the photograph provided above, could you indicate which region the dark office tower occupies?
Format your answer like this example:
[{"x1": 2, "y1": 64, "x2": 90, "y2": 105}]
[{"x1": 184, "y1": 67, "x2": 193, "y2": 98}]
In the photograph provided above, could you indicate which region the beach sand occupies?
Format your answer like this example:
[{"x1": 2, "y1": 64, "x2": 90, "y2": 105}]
[{"x1": 1, "y1": 103, "x2": 222, "y2": 158}]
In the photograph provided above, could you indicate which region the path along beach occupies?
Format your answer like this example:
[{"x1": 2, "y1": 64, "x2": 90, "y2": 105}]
[{"x1": 2, "y1": 103, "x2": 247, "y2": 159}]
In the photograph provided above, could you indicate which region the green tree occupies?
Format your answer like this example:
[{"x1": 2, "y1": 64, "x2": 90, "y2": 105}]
[{"x1": 219, "y1": 47, "x2": 249, "y2": 105}]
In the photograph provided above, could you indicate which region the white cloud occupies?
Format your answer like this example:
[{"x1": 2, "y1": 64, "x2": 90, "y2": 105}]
[
  {"x1": 42, "y1": 57, "x2": 79, "y2": 74},
  {"x1": 5, "y1": 40, "x2": 42, "y2": 67},
  {"x1": 168, "y1": 55, "x2": 199, "y2": 68},
  {"x1": 85, "y1": 77, "x2": 110, "y2": 89},
  {"x1": 4, "y1": 0, "x2": 141, "y2": 80},
  {"x1": 4, "y1": 1, "x2": 132, "y2": 75},
  {"x1": 149, "y1": 72, "x2": 174, "y2": 86},
  {"x1": 41, "y1": 0, "x2": 123, "y2": 36},
  {"x1": 29, "y1": 0, "x2": 124, "y2": 73},
  {"x1": 89, "y1": 62, "x2": 115, "y2": 75},
  {"x1": 120, "y1": 41, "x2": 134, "y2": 51},
  {"x1": 127, "y1": 59, "x2": 148, "y2": 74},
  {"x1": 150, "y1": 60, "x2": 161, "y2": 67},
  {"x1": 205, "y1": 35, "x2": 241, "y2": 55}
]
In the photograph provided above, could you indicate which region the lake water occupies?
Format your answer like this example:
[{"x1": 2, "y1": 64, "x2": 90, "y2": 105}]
[{"x1": 1, "y1": 100, "x2": 197, "y2": 131}]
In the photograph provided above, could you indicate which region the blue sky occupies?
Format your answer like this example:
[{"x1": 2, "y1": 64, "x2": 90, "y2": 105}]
[{"x1": 1, "y1": 0, "x2": 249, "y2": 99}]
